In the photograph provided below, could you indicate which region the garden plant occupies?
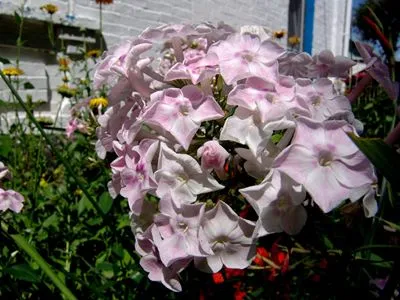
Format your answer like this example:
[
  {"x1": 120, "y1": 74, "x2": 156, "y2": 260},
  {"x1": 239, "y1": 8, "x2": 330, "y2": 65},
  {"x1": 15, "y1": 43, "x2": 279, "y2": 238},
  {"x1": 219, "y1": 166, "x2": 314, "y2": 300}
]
[{"x1": 0, "y1": 2, "x2": 399, "y2": 299}]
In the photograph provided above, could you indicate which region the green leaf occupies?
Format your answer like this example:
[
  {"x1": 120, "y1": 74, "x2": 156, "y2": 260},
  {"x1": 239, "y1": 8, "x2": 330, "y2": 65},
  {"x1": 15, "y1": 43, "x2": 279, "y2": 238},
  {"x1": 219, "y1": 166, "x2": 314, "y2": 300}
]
[
  {"x1": 10, "y1": 234, "x2": 77, "y2": 300},
  {"x1": 96, "y1": 262, "x2": 114, "y2": 279},
  {"x1": 117, "y1": 214, "x2": 130, "y2": 230},
  {"x1": 24, "y1": 82, "x2": 35, "y2": 89},
  {"x1": 366, "y1": 6, "x2": 384, "y2": 31},
  {"x1": 14, "y1": 11, "x2": 22, "y2": 26},
  {"x1": 87, "y1": 217, "x2": 102, "y2": 226},
  {"x1": 78, "y1": 195, "x2": 92, "y2": 216},
  {"x1": 42, "y1": 213, "x2": 59, "y2": 229},
  {"x1": 6, "y1": 264, "x2": 41, "y2": 283},
  {"x1": 131, "y1": 271, "x2": 144, "y2": 284},
  {"x1": 347, "y1": 133, "x2": 400, "y2": 187},
  {"x1": 0, "y1": 57, "x2": 11, "y2": 64},
  {"x1": 364, "y1": 102, "x2": 373, "y2": 110},
  {"x1": 354, "y1": 244, "x2": 400, "y2": 252},
  {"x1": 0, "y1": 134, "x2": 13, "y2": 157},
  {"x1": 376, "y1": 217, "x2": 400, "y2": 232},
  {"x1": 112, "y1": 243, "x2": 124, "y2": 258},
  {"x1": 322, "y1": 235, "x2": 334, "y2": 250},
  {"x1": 367, "y1": 253, "x2": 393, "y2": 269},
  {"x1": 98, "y1": 192, "x2": 113, "y2": 214}
]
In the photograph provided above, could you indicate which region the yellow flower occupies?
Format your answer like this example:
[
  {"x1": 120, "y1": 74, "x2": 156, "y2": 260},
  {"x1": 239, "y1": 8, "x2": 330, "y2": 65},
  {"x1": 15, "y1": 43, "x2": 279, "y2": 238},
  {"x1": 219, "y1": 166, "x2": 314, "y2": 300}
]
[
  {"x1": 57, "y1": 84, "x2": 76, "y2": 98},
  {"x1": 89, "y1": 97, "x2": 108, "y2": 108},
  {"x1": 273, "y1": 30, "x2": 286, "y2": 39},
  {"x1": 74, "y1": 189, "x2": 83, "y2": 196},
  {"x1": 288, "y1": 35, "x2": 301, "y2": 46},
  {"x1": 39, "y1": 178, "x2": 49, "y2": 188},
  {"x1": 53, "y1": 166, "x2": 63, "y2": 176},
  {"x1": 86, "y1": 49, "x2": 102, "y2": 59},
  {"x1": 40, "y1": 4, "x2": 59, "y2": 15},
  {"x1": 58, "y1": 57, "x2": 70, "y2": 72},
  {"x1": 2, "y1": 67, "x2": 24, "y2": 76}
]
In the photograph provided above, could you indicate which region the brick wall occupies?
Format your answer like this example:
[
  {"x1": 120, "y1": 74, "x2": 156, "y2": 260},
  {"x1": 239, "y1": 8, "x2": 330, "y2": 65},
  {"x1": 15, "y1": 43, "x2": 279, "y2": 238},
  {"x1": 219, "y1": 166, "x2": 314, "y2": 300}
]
[{"x1": 0, "y1": 0, "x2": 349, "y2": 128}]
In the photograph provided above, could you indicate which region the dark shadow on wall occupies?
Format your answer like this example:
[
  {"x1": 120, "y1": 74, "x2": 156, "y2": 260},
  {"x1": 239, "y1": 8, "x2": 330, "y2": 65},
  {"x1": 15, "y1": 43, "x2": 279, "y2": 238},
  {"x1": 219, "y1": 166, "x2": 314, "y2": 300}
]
[
  {"x1": 288, "y1": 0, "x2": 304, "y2": 51},
  {"x1": 0, "y1": 14, "x2": 103, "y2": 58}
]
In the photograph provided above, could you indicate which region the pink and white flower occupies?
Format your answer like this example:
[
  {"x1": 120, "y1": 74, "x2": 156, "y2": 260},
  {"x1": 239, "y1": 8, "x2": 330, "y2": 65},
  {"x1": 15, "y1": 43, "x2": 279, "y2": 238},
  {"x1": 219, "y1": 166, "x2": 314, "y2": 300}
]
[
  {"x1": 155, "y1": 143, "x2": 224, "y2": 204},
  {"x1": 273, "y1": 117, "x2": 376, "y2": 213},
  {"x1": 197, "y1": 140, "x2": 229, "y2": 172},
  {"x1": 91, "y1": 23, "x2": 380, "y2": 292},
  {"x1": 194, "y1": 201, "x2": 256, "y2": 272},
  {"x1": 207, "y1": 33, "x2": 285, "y2": 84},
  {"x1": 0, "y1": 188, "x2": 24, "y2": 213},
  {"x1": 141, "y1": 85, "x2": 224, "y2": 150},
  {"x1": 240, "y1": 170, "x2": 307, "y2": 236},
  {"x1": 154, "y1": 194, "x2": 212, "y2": 266}
]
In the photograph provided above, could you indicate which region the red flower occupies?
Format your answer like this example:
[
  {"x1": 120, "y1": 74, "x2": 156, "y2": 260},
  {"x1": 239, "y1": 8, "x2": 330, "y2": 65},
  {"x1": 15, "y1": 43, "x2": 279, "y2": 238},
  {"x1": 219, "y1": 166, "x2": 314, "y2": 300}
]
[
  {"x1": 319, "y1": 258, "x2": 328, "y2": 269},
  {"x1": 234, "y1": 289, "x2": 247, "y2": 300},
  {"x1": 253, "y1": 247, "x2": 269, "y2": 266},
  {"x1": 199, "y1": 289, "x2": 205, "y2": 300},
  {"x1": 212, "y1": 272, "x2": 225, "y2": 284},
  {"x1": 233, "y1": 282, "x2": 242, "y2": 289},
  {"x1": 276, "y1": 252, "x2": 286, "y2": 265},
  {"x1": 225, "y1": 268, "x2": 245, "y2": 279},
  {"x1": 311, "y1": 274, "x2": 321, "y2": 282},
  {"x1": 239, "y1": 205, "x2": 250, "y2": 218},
  {"x1": 267, "y1": 268, "x2": 277, "y2": 281},
  {"x1": 270, "y1": 239, "x2": 289, "y2": 273},
  {"x1": 278, "y1": 252, "x2": 289, "y2": 274}
]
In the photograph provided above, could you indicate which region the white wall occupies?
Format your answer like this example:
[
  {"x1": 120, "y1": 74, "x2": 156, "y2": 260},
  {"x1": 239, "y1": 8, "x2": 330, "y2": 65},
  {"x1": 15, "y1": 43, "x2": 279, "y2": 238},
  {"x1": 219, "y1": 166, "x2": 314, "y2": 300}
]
[
  {"x1": 313, "y1": 0, "x2": 351, "y2": 55},
  {"x1": 0, "y1": 0, "x2": 349, "y2": 127}
]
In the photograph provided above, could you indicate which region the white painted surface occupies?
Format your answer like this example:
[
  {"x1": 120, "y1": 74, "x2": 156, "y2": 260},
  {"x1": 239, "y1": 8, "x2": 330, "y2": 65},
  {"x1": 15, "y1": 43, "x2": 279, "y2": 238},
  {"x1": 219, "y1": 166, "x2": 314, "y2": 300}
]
[{"x1": 0, "y1": 0, "x2": 349, "y2": 127}]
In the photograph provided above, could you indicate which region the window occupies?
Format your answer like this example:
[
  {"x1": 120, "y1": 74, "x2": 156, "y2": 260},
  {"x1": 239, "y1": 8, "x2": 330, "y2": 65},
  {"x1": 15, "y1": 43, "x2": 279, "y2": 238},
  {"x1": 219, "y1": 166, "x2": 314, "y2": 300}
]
[{"x1": 288, "y1": 0, "x2": 304, "y2": 51}]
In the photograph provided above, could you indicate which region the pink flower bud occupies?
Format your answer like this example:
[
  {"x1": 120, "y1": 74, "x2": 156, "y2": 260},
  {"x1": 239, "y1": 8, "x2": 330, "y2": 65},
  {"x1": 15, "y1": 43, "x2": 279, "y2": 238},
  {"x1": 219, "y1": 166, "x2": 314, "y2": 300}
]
[{"x1": 197, "y1": 141, "x2": 229, "y2": 171}]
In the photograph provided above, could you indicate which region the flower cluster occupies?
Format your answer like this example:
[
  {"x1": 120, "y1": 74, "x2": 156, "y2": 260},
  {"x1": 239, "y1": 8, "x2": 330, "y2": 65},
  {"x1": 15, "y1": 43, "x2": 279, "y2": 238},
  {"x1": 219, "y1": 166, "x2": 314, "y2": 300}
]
[{"x1": 93, "y1": 23, "x2": 379, "y2": 291}]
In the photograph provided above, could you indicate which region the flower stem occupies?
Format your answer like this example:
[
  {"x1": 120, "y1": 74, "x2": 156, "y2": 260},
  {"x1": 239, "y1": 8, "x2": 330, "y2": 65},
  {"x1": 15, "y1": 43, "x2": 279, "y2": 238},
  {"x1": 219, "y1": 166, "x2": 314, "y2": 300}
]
[
  {"x1": 347, "y1": 74, "x2": 373, "y2": 103},
  {"x1": 0, "y1": 221, "x2": 77, "y2": 300},
  {"x1": 0, "y1": 71, "x2": 105, "y2": 218}
]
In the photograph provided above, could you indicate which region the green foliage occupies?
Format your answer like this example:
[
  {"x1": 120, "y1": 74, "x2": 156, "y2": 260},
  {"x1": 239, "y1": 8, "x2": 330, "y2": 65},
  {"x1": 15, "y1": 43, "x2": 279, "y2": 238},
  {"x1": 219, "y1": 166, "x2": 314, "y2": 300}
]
[
  {"x1": 0, "y1": 133, "x2": 145, "y2": 298},
  {"x1": 353, "y1": 0, "x2": 400, "y2": 52},
  {"x1": 352, "y1": 84, "x2": 395, "y2": 138},
  {"x1": 23, "y1": 82, "x2": 35, "y2": 90},
  {"x1": 0, "y1": 57, "x2": 11, "y2": 64},
  {"x1": 348, "y1": 133, "x2": 400, "y2": 187},
  {"x1": 14, "y1": 11, "x2": 22, "y2": 26}
]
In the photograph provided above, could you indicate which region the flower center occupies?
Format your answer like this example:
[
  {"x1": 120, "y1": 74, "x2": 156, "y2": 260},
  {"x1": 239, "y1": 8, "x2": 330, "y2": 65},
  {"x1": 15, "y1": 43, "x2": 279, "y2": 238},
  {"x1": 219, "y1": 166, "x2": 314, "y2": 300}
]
[
  {"x1": 117, "y1": 54, "x2": 126, "y2": 65},
  {"x1": 253, "y1": 113, "x2": 262, "y2": 124},
  {"x1": 135, "y1": 163, "x2": 146, "y2": 182},
  {"x1": 177, "y1": 173, "x2": 189, "y2": 183},
  {"x1": 179, "y1": 102, "x2": 191, "y2": 116},
  {"x1": 277, "y1": 194, "x2": 290, "y2": 212},
  {"x1": 213, "y1": 236, "x2": 228, "y2": 252},
  {"x1": 265, "y1": 93, "x2": 277, "y2": 103},
  {"x1": 311, "y1": 96, "x2": 322, "y2": 106},
  {"x1": 177, "y1": 222, "x2": 189, "y2": 233},
  {"x1": 318, "y1": 152, "x2": 333, "y2": 167},
  {"x1": 241, "y1": 51, "x2": 254, "y2": 62}
]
